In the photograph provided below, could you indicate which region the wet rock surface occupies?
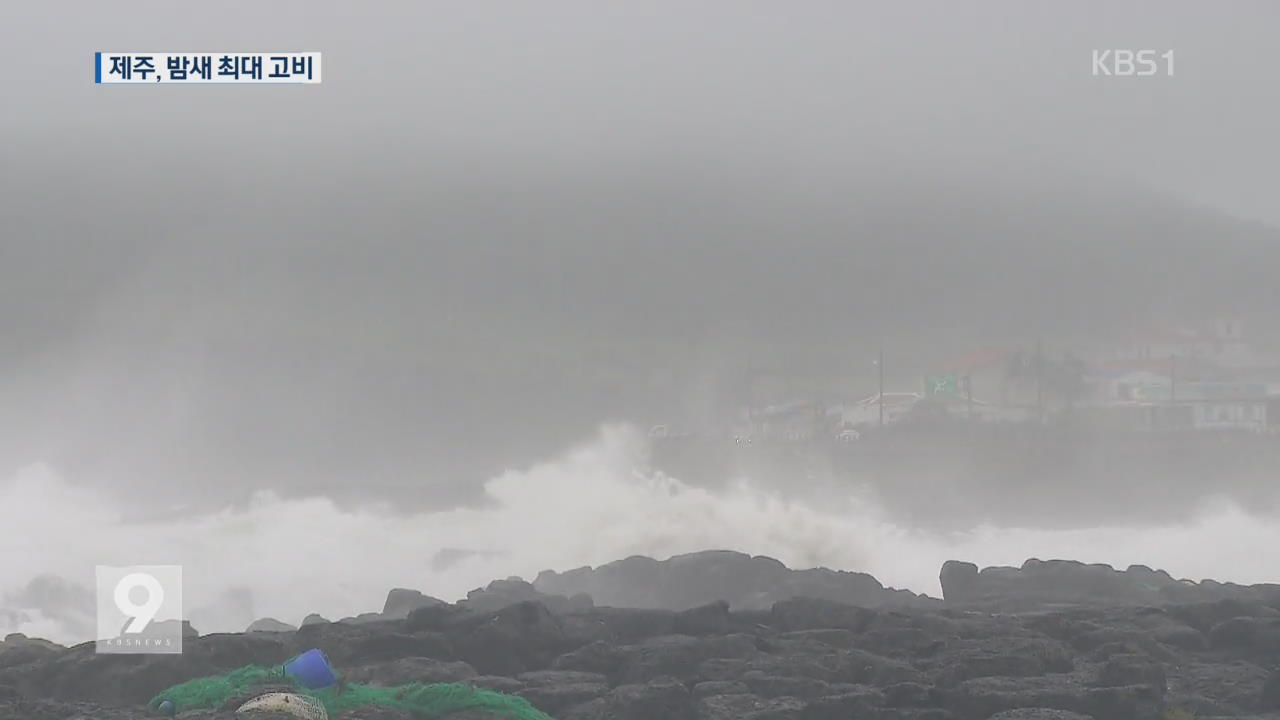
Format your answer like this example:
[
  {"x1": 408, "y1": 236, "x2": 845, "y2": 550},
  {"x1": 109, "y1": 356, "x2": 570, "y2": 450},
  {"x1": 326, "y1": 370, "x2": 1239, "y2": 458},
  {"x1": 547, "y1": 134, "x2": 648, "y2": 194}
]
[
  {"x1": 534, "y1": 551, "x2": 938, "y2": 612},
  {"x1": 941, "y1": 558, "x2": 1280, "y2": 612},
  {"x1": 4, "y1": 552, "x2": 1280, "y2": 719}
]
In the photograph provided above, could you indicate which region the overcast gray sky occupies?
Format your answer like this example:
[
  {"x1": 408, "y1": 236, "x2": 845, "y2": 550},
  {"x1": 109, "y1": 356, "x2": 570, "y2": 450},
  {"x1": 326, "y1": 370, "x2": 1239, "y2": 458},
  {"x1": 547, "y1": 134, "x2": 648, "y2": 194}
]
[{"x1": 2, "y1": 1, "x2": 1278, "y2": 508}]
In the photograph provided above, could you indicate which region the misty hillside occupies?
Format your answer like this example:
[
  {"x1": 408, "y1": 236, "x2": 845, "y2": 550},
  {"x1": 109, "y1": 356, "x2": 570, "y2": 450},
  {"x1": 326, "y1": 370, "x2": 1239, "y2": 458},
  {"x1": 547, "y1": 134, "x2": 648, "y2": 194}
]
[
  {"x1": 6, "y1": 153, "x2": 1277, "y2": 348},
  {"x1": 3, "y1": 150, "x2": 1279, "y2": 507}
]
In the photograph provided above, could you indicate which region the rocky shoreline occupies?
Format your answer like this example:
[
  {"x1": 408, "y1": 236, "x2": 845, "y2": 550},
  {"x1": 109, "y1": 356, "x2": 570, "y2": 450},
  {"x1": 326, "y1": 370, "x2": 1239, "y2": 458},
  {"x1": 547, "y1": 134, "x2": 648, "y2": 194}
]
[{"x1": 3, "y1": 550, "x2": 1280, "y2": 719}]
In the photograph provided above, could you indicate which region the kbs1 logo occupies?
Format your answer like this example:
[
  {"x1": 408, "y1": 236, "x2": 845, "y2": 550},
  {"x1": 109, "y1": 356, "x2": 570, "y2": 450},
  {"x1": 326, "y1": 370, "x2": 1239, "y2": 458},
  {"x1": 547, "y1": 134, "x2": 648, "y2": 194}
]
[
  {"x1": 95, "y1": 565, "x2": 183, "y2": 654},
  {"x1": 1092, "y1": 49, "x2": 1174, "y2": 77}
]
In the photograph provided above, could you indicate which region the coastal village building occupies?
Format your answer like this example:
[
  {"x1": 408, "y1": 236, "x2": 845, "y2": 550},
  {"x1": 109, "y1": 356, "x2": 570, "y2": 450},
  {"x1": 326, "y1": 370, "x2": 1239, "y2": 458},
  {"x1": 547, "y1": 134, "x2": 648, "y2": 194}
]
[{"x1": 694, "y1": 316, "x2": 1280, "y2": 441}]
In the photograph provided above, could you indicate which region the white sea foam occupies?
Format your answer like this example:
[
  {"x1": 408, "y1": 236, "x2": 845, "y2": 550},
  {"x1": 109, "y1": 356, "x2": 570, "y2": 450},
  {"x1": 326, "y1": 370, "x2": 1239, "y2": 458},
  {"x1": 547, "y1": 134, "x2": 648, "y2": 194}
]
[{"x1": 2, "y1": 425, "x2": 1277, "y2": 644}]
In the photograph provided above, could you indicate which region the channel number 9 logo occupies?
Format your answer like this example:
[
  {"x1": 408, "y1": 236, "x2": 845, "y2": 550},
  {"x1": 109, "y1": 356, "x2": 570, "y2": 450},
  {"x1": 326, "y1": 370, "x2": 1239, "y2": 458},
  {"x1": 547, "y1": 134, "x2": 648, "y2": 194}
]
[
  {"x1": 116, "y1": 572, "x2": 165, "y2": 633},
  {"x1": 96, "y1": 564, "x2": 182, "y2": 654}
]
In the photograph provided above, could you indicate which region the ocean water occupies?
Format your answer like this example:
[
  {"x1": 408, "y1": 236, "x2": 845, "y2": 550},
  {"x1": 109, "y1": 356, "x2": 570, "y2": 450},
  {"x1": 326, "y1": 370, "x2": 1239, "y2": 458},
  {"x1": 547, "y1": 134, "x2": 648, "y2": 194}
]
[{"x1": 2, "y1": 424, "x2": 1277, "y2": 644}]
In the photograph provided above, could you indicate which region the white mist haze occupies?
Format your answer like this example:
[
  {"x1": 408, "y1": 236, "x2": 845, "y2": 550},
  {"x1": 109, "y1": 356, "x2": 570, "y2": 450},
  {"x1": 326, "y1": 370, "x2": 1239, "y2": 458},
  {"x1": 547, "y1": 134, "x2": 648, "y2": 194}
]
[
  {"x1": 3, "y1": 425, "x2": 1278, "y2": 646},
  {"x1": 5, "y1": 0, "x2": 1280, "y2": 520}
]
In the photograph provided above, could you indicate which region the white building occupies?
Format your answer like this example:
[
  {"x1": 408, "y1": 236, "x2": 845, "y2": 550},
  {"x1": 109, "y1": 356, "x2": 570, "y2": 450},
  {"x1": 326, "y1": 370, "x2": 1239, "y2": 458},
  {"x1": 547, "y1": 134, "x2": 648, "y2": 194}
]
[
  {"x1": 1191, "y1": 401, "x2": 1267, "y2": 430},
  {"x1": 1114, "y1": 317, "x2": 1261, "y2": 369},
  {"x1": 827, "y1": 393, "x2": 921, "y2": 429}
]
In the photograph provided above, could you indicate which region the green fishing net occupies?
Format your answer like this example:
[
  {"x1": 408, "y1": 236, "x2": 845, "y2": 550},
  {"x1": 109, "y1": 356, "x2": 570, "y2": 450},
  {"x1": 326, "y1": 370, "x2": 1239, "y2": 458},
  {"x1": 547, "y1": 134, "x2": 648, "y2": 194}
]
[{"x1": 150, "y1": 663, "x2": 556, "y2": 719}]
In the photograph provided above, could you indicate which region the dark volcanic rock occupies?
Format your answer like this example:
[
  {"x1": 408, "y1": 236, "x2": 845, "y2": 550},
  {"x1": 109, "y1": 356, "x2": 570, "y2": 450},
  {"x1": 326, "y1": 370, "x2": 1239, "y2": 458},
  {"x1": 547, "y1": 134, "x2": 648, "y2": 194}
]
[
  {"x1": 343, "y1": 657, "x2": 478, "y2": 685},
  {"x1": 674, "y1": 600, "x2": 733, "y2": 636},
  {"x1": 770, "y1": 597, "x2": 879, "y2": 632},
  {"x1": 944, "y1": 674, "x2": 1164, "y2": 720},
  {"x1": 245, "y1": 617, "x2": 296, "y2": 633},
  {"x1": 931, "y1": 636, "x2": 1075, "y2": 687},
  {"x1": 535, "y1": 550, "x2": 937, "y2": 611},
  {"x1": 404, "y1": 601, "x2": 465, "y2": 633},
  {"x1": 293, "y1": 618, "x2": 451, "y2": 665},
  {"x1": 339, "y1": 611, "x2": 387, "y2": 625},
  {"x1": 1093, "y1": 654, "x2": 1166, "y2": 693},
  {"x1": 693, "y1": 680, "x2": 750, "y2": 697},
  {"x1": 1207, "y1": 616, "x2": 1280, "y2": 654},
  {"x1": 1261, "y1": 670, "x2": 1280, "y2": 710},
  {"x1": 560, "y1": 606, "x2": 679, "y2": 644},
  {"x1": 466, "y1": 675, "x2": 526, "y2": 693},
  {"x1": 0, "y1": 634, "x2": 61, "y2": 651},
  {"x1": 518, "y1": 679, "x2": 610, "y2": 715},
  {"x1": 0, "y1": 699, "x2": 167, "y2": 720},
  {"x1": 461, "y1": 578, "x2": 591, "y2": 615},
  {"x1": 987, "y1": 711, "x2": 1094, "y2": 720},
  {"x1": 381, "y1": 588, "x2": 446, "y2": 619},
  {"x1": 607, "y1": 677, "x2": 696, "y2": 720},
  {"x1": 0, "y1": 634, "x2": 63, "y2": 671},
  {"x1": 1167, "y1": 598, "x2": 1280, "y2": 634},
  {"x1": 800, "y1": 688, "x2": 886, "y2": 717},
  {"x1": 9, "y1": 555, "x2": 1280, "y2": 720},
  {"x1": 942, "y1": 557, "x2": 1280, "y2": 612},
  {"x1": 696, "y1": 693, "x2": 805, "y2": 720},
  {"x1": 446, "y1": 601, "x2": 571, "y2": 675},
  {"x1": 0, "y1": 631, "x2": 289, "y2": 706},
  {"x1": 615, "y1": 634, "x2": 760, "y2": 685},
  {"x1": 939, "y1": 561, "x2": 980, "y2": 602}
]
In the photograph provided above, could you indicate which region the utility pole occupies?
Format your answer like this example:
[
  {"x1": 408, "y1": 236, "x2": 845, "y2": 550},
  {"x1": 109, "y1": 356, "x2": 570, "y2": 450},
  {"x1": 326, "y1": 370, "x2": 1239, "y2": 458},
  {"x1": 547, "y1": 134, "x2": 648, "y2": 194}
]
[
  {"x1": 1035, "y1": 339, "x2": 1045, "y2": 423},
  {"x1": 1170, "y1": 354, "x2": 1178, "y2": 403},
  {"x1": 877, "y1": 349, "x2": 885, "y2": 429},
  {"x1": 965, "y1": 374, "x2": 974, "y2": 421}
]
